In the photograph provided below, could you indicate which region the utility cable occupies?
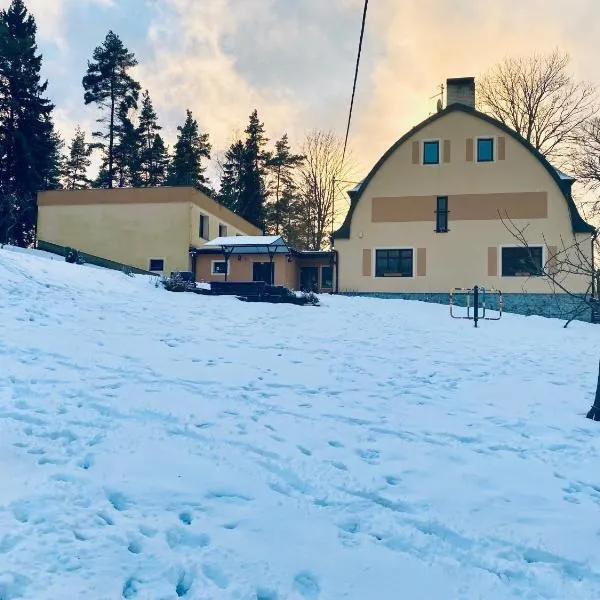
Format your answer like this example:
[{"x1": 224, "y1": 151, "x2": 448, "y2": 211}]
[{"x1": 342, "y1": 0, "x2": 369, "y2": 164}]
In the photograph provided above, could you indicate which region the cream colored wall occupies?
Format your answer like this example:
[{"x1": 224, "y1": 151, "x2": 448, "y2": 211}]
[
  {"x1": 37, "y1": 202, "x2": 191, "y2": 274},
  {"x1": 189, "y1": 204, "x2": 252, "y2": 247},
  {"x1": 335, "y1": 110, "x2": 593, "y2": 293}
]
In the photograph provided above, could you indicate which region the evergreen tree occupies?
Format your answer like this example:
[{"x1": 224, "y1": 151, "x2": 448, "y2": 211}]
[
  {"x1": 137, "y1": 90, "x2": 167, "y2": 186},
  {"x1": 82, "y1": 30, "x2": 140, "y2": 188},
  {"x1": 218, "y1": 139, "x2": 245, "y2": 212},
  {"x1": 148, "y1": 134, "x2": 169, "y2": 186},
  {"x1": 167, "y1": 109, "x2": 211, "y2": 190},
  {"x1": 265, "y1": 133, "x2": 304, "y2": 236},
  {"x1": 237, "y1": 109, "x2": 268, "y2": 229},
  {"x1": 0, "y1": 0, "x2": 61, "y2": 245},
  {"x1": 112, "y1": 103, "x2": 142, "y2": 187},
  {"x1": 62, "y1": 126, "x2": 92, "y2": 189}
]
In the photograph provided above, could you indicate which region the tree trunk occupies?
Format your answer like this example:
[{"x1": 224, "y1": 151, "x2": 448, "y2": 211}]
[{"x1": 586, "y1": 358, "x2": 600, "y2": 420}]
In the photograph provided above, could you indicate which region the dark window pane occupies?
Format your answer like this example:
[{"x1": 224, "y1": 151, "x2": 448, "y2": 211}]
[
  {"x1": 501, "y1": 247, "x2": 543, "y2": 276},
  {"x1": 149, "y1": 258, "x2": 164, "y2": 271},
  {"x1": 219, "y1": 224, "x2": 228, "y2": 237},
  {"x1": 423, "y1": 141, "x2": 439, "y2": 164},
  {"x1": 212, "y1": 261, "x2": 227, "y2": 274},
  {"x1": 321, "y1": 266, "x2": 333, "y2": 288},
  {"x1": 375, "y1": 249, "x2": 413, "y2": 277},
  {"x1": 477, "y1": 138, "x2": 494, "y2": 162},
  {"x1": 436, "y1": 196, "x2": 448, "y2": 232},
  {"x1": 199, "y1": 215, "x2": 208, "y2": 239}
]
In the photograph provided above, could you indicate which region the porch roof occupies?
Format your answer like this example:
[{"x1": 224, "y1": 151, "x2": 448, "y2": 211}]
[{"x1": 198, "y1": 235, "x2": 291, "y2": 255}]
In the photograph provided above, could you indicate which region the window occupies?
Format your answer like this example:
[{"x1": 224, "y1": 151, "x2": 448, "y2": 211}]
[
  {"x1": 199, "y1": 214, "x2": 209, "y2": 239},
  {"x1": 501, "y1": 246, "x2": 543, "y2": 277},
  {"x1": 435, "y1": 196, "x2": 448, "y2": 233},
  {"x1": 149, "y1": 258, "x2": 164, "y2": 272},
  {"x1": 423, "y1": 141, "x2": 439, "y2": 165},
  {"x1": 321, "y1": 265, "x2": 333, "y2": 289},
  {"x1": 477, "y1": 138, "x2": 494, "y2": 162},
  {"x1": 375, "y1": 249, "x2": 413, "y2": 277},
  {"x1": 211, "y1": 260, "x2": 229, "y2": 275},
  {"x1": 219, "y1": 224, "x2": 228, "y2": 237}
]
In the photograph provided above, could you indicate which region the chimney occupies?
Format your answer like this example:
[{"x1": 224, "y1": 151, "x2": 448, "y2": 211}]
[{"x1": 446, "y1": 77, "x2": 475, "y2": 108}]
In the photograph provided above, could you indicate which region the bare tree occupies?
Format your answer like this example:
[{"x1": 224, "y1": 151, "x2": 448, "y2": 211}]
[
  {"x1": 573, "y1": 118, "x2": 600, "y2": 219},
  {"x1": 477, "y1": 49, "x2": 597, "y2": 161},
  {"x1": 501, "y1": 214, "x2": 600, "y2": 419},
  {"x1": 296, "y1": 130, "x2": 354, "y2": 250}
]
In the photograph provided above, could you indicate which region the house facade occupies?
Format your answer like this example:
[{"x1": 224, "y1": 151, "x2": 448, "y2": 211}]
[
  {"x1": 192, "y1": 236, "x2": 335, "y2": 293},
  {"x1": 333, "y1": 77, "x2": 595, "y2": 315},
  {"x1": 37, "y1": 186, "x2": 261, "y2": 274}
]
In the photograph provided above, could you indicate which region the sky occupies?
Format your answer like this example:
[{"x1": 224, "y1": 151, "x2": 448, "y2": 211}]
[{"x1": 3, "y1": 0, "x2": 600, "y2": 196}]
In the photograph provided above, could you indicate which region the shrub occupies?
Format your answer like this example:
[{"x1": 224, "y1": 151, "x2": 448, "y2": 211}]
[
  {"x1": 161, "y1": 272, "x2": 188, "y2": 292},
  {"x1": 65, "y1": 247, "x2": 84, "y2": 264},
  {"x1": 300, "y1": 291, "x2": 320, "y2": 306}
]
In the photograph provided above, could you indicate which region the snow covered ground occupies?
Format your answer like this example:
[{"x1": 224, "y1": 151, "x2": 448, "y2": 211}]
[{"x1": 1, "y1": 245, "x2": 600, "y2": 600}]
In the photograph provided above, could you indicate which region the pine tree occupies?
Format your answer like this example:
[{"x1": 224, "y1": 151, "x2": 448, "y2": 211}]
[
  {"x1": 238, "y1": 109, "x2": 269, "y2": 230},
  {"x1": 167, "y1": 109, "x2": 211, "y2": 190},
  {"x1": 82, "y1": 30, "x2": 140, "y2": 188},
  {"x1": 137, "y1": 90, "x2": 166, "y2": 186},
  {"x1": 265, "y1": 133, "x2": 304, "y2": 236},
  {"x1": 148, "y1": 134, "x2": 169, "y2": 186},
  {"x1": 218, "y1": 139, "x2": 245, "y2": 212},
  {"x1": 0, "y1": 0, "x2": 61, "y2": 245},
  {"x1": 112, "y1": 103, "x2": 142, "y2": 187},
  {"x1": 62, "y1": 126, "x2": 92, "y2": 189}
]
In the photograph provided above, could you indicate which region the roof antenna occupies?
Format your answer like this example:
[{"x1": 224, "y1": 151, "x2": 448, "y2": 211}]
[{"x1": 429, "y1": 83, "x2": 444, "y2": 114}]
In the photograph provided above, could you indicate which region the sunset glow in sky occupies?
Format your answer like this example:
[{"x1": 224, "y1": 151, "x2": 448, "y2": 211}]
[{"x1": 4, "y1": 0, "x2": 600, "y2": 187}]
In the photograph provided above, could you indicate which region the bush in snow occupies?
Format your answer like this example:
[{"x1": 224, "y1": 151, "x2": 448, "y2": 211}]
[
  {"x1": 161, "y1": 272, "x2": 188, "y2": 292},
  {"x1": 300, "y1": 291, "x2": 319, "y2": 306},
  {"x1": 65, "y1": 247, "x2": 84, "y2": 264}
]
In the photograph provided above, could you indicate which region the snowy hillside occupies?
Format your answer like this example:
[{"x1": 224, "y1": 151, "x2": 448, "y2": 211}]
[{"x1": 1, "y1": 245, "x2": 600, "y2": 600}]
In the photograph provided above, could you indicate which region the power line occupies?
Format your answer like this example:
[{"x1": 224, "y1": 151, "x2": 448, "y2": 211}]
[{"x1": 341, "y1": 0, "x2": 368, "y2": 165}]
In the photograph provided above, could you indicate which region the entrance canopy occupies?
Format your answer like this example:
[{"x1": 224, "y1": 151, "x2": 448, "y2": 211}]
[{"x1": 203, "y1": 235, "x2": 290, "y2": 255}]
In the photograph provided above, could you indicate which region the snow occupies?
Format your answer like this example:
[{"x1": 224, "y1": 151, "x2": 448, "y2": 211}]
[
  {"x1": 554, "y1": 167, "x2": 575, "y2": 181},
  {"x1": 204, "y1": 235, "x2": 284, "y2": 247},
  {"x1": 1, "y1": 245, "x2": 600, "y2": 600}
]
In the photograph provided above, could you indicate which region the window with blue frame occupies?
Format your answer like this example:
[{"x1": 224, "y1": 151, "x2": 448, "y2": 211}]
[
  {"x1": 423, "y1": 141, "x2": 439, "y2": 165},
  {"x1": 477, "y1": 138, "x2": 494, "y2": 162}
]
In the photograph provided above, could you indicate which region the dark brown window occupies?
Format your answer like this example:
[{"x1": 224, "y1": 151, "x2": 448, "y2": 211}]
[
  {"x1": 199, "y1": 214, "x2": 209, "y2": 239},
  {"x1": 435, "y1": 196, "x2": 448, "y2": 232},
  {"x1": 501, "y1": 247, "x2": 543, "y2": 276},
  {"x1": 219, "y1": 224, "x2": 228, "y2": 237},
  {"x1": 149, "y1": 258, "x2": 164, "y2": 272},
  {"x1": 375, "y1": 249, "x2": 413, "y2": 277}
]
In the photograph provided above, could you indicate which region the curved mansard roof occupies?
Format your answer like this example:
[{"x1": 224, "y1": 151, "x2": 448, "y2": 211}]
[{"x1": 333, "y1": 103, "x2": 595, "y2": 239}]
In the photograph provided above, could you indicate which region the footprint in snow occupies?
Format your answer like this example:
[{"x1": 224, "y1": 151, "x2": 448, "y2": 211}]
[{"x1": 293, "y1": 571, "x2": 321, "y2": 599}]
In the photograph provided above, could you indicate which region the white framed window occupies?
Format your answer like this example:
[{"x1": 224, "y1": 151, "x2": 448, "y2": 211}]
[
  {"x1": 149, "y1": 258, "x2": 165, "y2": 272},
  {"x1": 219, "y1": 223, "x2": 228, "y2": 237},
  {"x1": 476, "y1": 136, "x2": 495, "y2": 163},
  {"x1": 422, "y1": 139, "x2": 440, "y2": 165},
  {"x1": 211, "y1": 260, "x2": 229, "y2": 275},
  {"x1": 500, "y1": 245, "x2": 544, "y2": 277},
  {"x1": 373, "y1": 247, "x2": 415, "y2": 278}
]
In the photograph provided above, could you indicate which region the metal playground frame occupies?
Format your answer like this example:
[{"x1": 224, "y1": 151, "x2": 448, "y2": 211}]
[{"x1": 449, "y1": 285, "x2": 503, "y2": 327}]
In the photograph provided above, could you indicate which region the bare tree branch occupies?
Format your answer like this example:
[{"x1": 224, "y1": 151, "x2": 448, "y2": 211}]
[
  {"x1": 296, "y1": 130, "x2": 355, "y2": 250},
  {"x1": 477, "y1": 49, "x2": 597, "y2": 163}
]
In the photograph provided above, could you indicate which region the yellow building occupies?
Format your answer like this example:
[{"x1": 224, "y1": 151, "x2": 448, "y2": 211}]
[
  {"x1": 333, "y1": 77, "x2": 595, "y2": 312},
  {"x1": 37, "y1": 186, "x2": 261, "y2": 274}
]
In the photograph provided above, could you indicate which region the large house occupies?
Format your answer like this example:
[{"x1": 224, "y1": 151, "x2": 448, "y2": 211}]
[{"x1": 332, "y1": 77, "x2": 595, "y2": 314}]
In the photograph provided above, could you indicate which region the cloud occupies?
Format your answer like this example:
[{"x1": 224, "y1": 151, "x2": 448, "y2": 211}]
[
  {"x1": 351, "y1": 0, "x2": 600, "y2": 173},
  {"x1": 0, "y1": 0, "x2": 114, "y2": 50}
]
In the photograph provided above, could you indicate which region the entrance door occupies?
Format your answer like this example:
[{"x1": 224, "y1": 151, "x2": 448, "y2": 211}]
[
  {"x1": 253, "y1": 261, "x2": 274, "y2": 284},
  {"x1": 300, "y1": 267, "x2": 319, "y2": 292}
]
